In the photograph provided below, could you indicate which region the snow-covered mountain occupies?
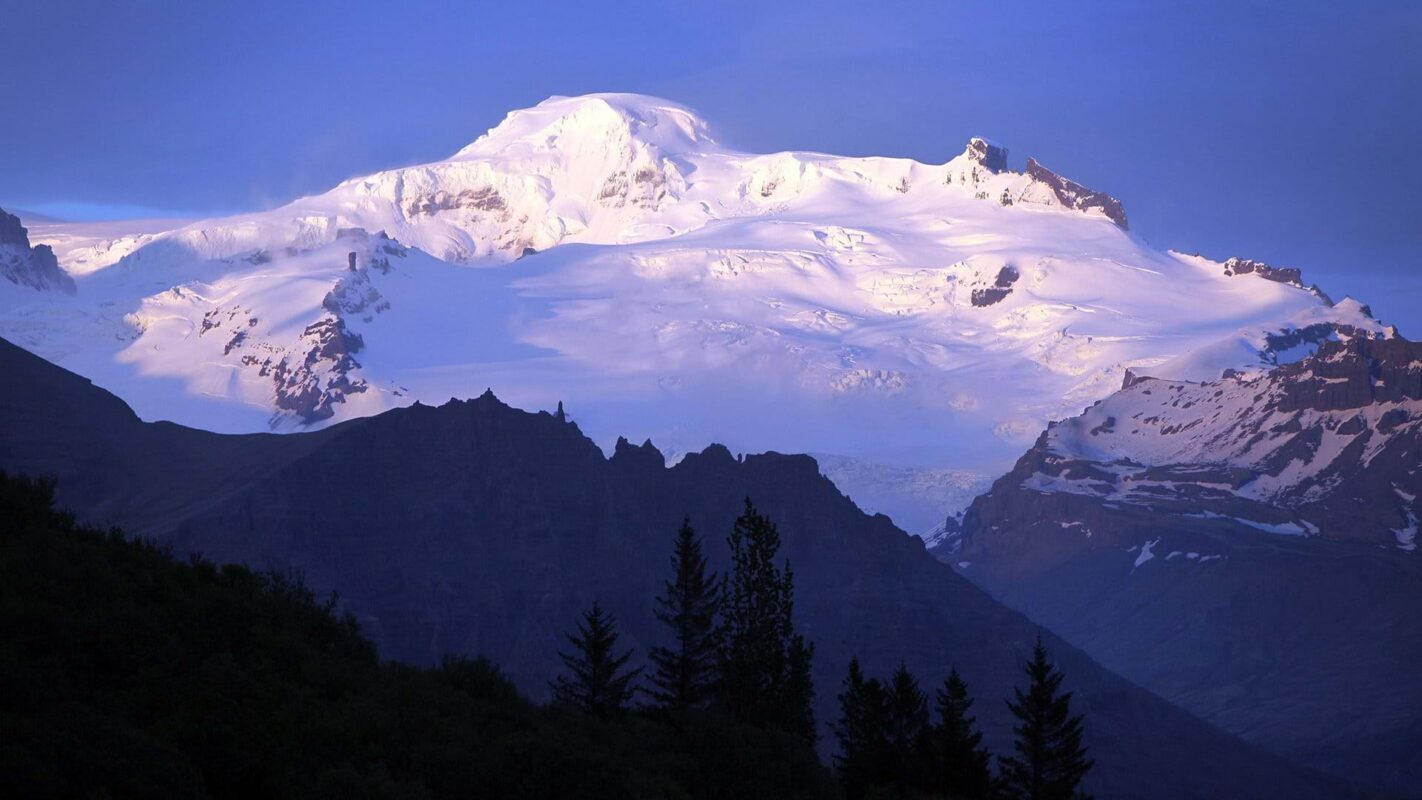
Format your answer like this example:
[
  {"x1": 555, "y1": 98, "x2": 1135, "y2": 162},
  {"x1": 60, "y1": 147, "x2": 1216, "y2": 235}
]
[
  {"x1": 0, "y1": 93, "x2": 1391, "y2": 528},
  {"x1": 957, "y1": 334, "x2": 1421, "y2": 564},
  {"x1": 1040, "y1": 335, "x2": 1420, "y2": 548},
  {"x1": 946, "y1": 335, "x2": 1422, "y2": 793}
]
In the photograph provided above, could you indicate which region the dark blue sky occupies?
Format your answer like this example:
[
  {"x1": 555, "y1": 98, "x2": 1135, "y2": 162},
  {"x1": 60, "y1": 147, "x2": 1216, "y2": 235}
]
[{"x1": 3, "y1": 0, "x2": 1419, "y2": 330}]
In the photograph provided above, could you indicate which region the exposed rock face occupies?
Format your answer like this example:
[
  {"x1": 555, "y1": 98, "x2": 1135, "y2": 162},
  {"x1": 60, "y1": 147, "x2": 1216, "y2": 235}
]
[
  {"x1": 266, "y1": 316, "x2": 368, "y2": 423},
  {"x1": 194, "y1": 234, "x2": 404, "y2": 425},
  {"x1": 597, "y1": 163, "x2": 670, "y2": 209},
  {"x1": 406, "y1": 186, "x2": 509, "y2": 216},
  {"x1": 323, "y1": 269, "x2": 390, "y2": 320},
  {"x1": 210, "y1": 301, "x2": 370, "y2": 425},
  {"x1": 1274, "y1": 337, "x2": 1421, "y2": 413},
  {"x1": 0, "y1": 208, "x2": 74, "y2": 293},
  {"x1": 950, "y1": 336, "x2": 1422, "y2": 794},
  {"x1": 965, "y1": 137, "x2": 1008, "y2": 173},
  {"x1": 944, "y1": 138, "x2": 1010, "y2": 191},
  {"x1": 1022, "y1": 158, "x2": 1129, "y2": 229},
  {"x1": 1222, "y1": 256, "x2": 1336, "y2": 303},
  {"x1": 970, "y1": 265, "x2": 1020, "y2": 307},
  {"x1": 0, "y1": 334, "x2": 1360, "y2": 800},
  {"x1": 941, "y1": 146, "x2": 1129, "y2": 229},
  {"x1": 1223, "y1": 256, "x2": 1302, "y2": 286},
  {"x1": 964, "y1": 336, "x2": 1421, "y2": 551}
]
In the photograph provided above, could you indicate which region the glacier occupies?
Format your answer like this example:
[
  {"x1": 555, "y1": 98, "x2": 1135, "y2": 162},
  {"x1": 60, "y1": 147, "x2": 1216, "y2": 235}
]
[{"x1": 0, "y1": 93, "x2": 1388, "y2": 533}]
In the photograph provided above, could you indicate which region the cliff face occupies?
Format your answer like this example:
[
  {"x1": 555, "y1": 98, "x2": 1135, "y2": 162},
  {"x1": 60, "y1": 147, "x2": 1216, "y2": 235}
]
[
  {"x1": 0, "y1": 335, "x2": 1360, "y2": 800},
  {"x1": 1022, "y1": 157, "x2": 1129, "y2": 229},
  {"x1": 952, "y1": 336, "x2": 1422, "y2": 794},
  {"x1": 0, "y1": 208, "x2": 73, "y2": 293}
]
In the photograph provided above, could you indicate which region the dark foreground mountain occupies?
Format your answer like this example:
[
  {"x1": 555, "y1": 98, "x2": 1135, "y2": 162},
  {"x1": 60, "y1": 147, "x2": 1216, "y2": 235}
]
[
  {"x1": 0, "y1": 336, "x2": 1368, "y2": 799},
  {"x1": 0, "y1": 472, "x2": 835, "y2": 799},
  {"x1": 952, "y1": 336, "x2": 1422, "y2": 794}
]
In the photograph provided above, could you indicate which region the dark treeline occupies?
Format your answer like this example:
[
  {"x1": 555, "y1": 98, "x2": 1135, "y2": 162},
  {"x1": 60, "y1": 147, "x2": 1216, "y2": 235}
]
[
  {"x1": 833, "y1": 645, "x2": 1091, "y2": 800},
  {"x1": 551, "y1": 501, "x2": 817, "y2": 745},
  {"x1": 1, "y1": 471, "x2": 1090, "y2": 799},
  {"x1": 0, "y1": 474, "x2": 834, "y2": 799},
  {"x1": 543, "y1": 498, "x2": 1093, "y2": 800}
]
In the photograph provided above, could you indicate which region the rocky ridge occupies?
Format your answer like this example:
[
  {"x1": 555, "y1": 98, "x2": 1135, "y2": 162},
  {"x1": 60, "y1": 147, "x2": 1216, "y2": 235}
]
[
  {"x1": 0, "y1": 208, "x2": 74, "y2": 293},
  {"x1": 946, "y1": 334, "x2": 1422, "y2": 794}
]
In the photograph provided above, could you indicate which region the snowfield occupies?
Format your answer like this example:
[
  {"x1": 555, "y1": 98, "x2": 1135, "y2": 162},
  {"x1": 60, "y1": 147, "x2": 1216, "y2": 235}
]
[{"x1": 0, "y1": 93, "x2": 1390, "y2": 532}]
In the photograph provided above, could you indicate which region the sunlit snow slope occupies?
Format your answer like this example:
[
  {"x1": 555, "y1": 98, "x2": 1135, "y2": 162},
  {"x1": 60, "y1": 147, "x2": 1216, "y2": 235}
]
[{"x1": 0, "y1": 94, "x2": 1391, "y2": 532}]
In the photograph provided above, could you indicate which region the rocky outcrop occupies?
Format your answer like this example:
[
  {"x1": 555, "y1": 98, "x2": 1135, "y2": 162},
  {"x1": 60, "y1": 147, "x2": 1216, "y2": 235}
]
[
  {"x1": 942, "y1": 145, "x2": 1130, "y2": 229},
  {"x1": 944, "y1": 138, "x2": 1009, "y2": 190},
  {"x1": 0, "y1": 208, "x2": 75, "y2": 294},
  {"x1": 970, "y1": 265, "x2": 1020, "y2": 307},
  {"x1": 1222, "y1": 257, "x2": 1335, "y2": 303},
  {"x1": 597, "y1": 163, "x2": 669, "y2": 209},
  {"x1": 1022, "y1": 158, "x2": 1129, "y2": 229},
  {"x1": 1223, "y1": 256, "x2": 1302, "y2": 286},
  {"x1": 965, "y1": 137, "x2": 1008, "y2": 173},
  {"x1": 406, "y1": 186, "x2": 508, "y2": 216},
  {"x1": 323, "y1": 269, "x2": 390, "y2": 320},
  {"x1": 0, "y1": 334, "x2": 1360, "y2": 800},
  {"x1": 199, "y1": 235, "x2": 407, "y2": 425},
  {"x1": 1275, "y1": 337, "x2": 1422, "y2": 412},
  {"x1": 265, "y1": 316, "x2": 368, "y2": 423}
]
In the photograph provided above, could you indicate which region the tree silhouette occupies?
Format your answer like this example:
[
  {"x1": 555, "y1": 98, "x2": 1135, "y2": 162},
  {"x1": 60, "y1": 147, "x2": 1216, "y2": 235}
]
[
  {"x1": 928, "y1": 667, "x2": 992, "y2": 799},
  {"x1": 717, "y1": 498, "x2": 815, "y2": 743},
  {"x1": 885, "y1": 662, "x2": 929, "y2": 793},
  {"x1": 551, "y1": 600, "x2": 642, "y2": 719},
  {"x1": 998, "y1": 637, "x2": 1093, "y2": 800},
  {"x1": 784, "y1": 629, "x2": 817, "y2": 745},
  {"x1": 649, "y1": 518, "x2": 722, "y2": 714},
  {"x1": 833, "y1": 657, "x2": 890, "y2": 798}
]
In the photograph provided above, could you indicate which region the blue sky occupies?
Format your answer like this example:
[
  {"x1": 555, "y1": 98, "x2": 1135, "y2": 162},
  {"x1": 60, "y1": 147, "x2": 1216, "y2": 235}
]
[{"x1": 3, "y1": 0, "x2": 1419, "y2": 330}]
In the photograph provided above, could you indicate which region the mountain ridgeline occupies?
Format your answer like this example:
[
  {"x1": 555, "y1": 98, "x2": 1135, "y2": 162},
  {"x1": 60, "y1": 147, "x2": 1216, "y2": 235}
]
[
  {"x1": 0, "y1": 335, "x2": 1364, "y2": 799},
  {"x1": 949, "y1": 334, "x2": 1422, "y2": 794}
]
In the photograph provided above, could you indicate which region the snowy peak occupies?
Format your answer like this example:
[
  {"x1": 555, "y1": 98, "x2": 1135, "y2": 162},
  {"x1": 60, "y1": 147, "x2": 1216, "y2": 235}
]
[
  {"x1": 2, "y1": 92, "x2": 1378, "y2": 533},
  {"x1": 454, "y1": 93, "x2": 715, "y2": 159},
  {"x1": 963, "y1": 137, "x2": 1009, "y2": 173},
  {"x1": 941, "y1": 140, "x2": 1129, "y2": 229}
]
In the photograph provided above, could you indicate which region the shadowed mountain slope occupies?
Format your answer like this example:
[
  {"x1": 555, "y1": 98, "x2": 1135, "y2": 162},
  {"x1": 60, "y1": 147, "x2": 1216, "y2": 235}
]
[{"x1": 0, "y1": 336, "x2": 1373, "y2": 799}]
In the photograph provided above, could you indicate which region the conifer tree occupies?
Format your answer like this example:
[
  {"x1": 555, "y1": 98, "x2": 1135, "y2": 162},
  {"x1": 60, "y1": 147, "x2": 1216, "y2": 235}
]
[
  {"x1": 784, "y1": 631, "x2": 817, "y2": 745},
  {"x1": 928, "y1": 667, "x2": 992, "y2": 799},
  {"x1": 649, "y1": 518, "x2": 722, "y2": 714},
  {"x1": 998, "y1": 637, "x2": 1093, "y2": 800},
  {"x1": 833, "y1": 657, "x2": 890, "y2": 799},
  {"x1": 717, "y1": 498, "x2": 815, "y2": 742},
  {"x1": 884, "y1": 662, "x2": 930, "y2": 794},
  {"x1": 550, "y1": 600, "x2": 642, "y2": 719}
]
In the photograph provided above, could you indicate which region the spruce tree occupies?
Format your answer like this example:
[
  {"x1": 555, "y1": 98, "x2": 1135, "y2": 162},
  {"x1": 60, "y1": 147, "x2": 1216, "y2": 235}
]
[
  {"x1": 833, "y1": 657, "x2": 890, "y2": 799},
  {"x1": 550, "y1": 600, "x2": 642, "y2": 719},
  {"x1": 649, "y1": 518, "x2": 722, "y2": 714},
  {"x1": 928, "y1": 668, "x2": 991, "y2": 799},
  {"x1": 998, "y1": 637, "x2": 1093, "y2": 800},
  {"x1": 884, "y1": 662, "x2": 930, "y2": 794},
  {"x1": 784, "y1": 631, "x2": 817, "y2": 745},
  {"x1": 717, "y1": 498, "x2": 815, "y2": 742}
]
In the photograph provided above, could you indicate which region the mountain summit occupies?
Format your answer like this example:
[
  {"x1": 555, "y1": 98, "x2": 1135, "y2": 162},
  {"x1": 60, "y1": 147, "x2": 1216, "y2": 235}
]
[
  {"x1": 453, "y1": 93, "x2": 717, "y2": 159},
  {"x1": 0, "y1": 93, "x2": 1389, "y2": 530}
]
